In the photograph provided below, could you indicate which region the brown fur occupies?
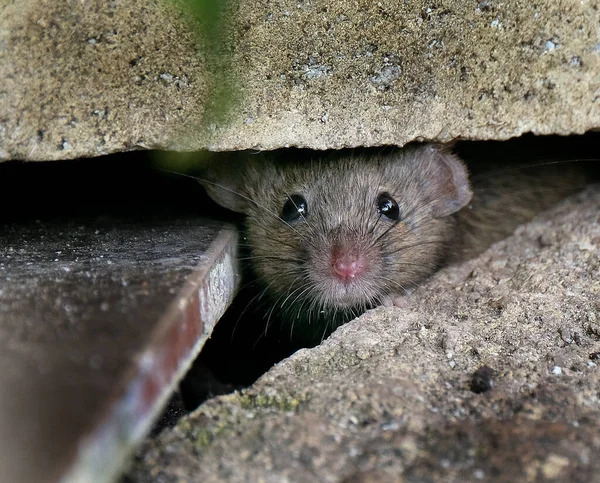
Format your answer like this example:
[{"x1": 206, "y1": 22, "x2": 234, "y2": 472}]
[
  {"x1": 200, "y1": 144, "x2": 590, "y2": 331},
  {"x1": 451, "y1": 160, "x2": 588, "y2": 262}
]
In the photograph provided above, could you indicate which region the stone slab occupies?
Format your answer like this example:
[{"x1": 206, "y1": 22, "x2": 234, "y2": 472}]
[
  {"x1": 1, "y1": 0, "x2": 599, "y2": 161},
  {"x1": 0, "y1": 157, "x2": 239, "y2": 483}
]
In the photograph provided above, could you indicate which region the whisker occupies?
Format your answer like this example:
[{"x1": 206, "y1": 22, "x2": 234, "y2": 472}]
[
  {"x1": 370, "y1": 219, "x2": 402, "y2": 246},
  {"x1": 287, "y1": 282, "x2": 317, "y2": 311},
  {"x1": 159, "y1": 168, "x2": 319, "y2": 250},
  {"x1": 237, "y1": 255, "x2": 305, "y2": 264},
  {"x1": 284, "y1": 189, "x2": 314, "y2": 231},
  {"x1": 383, "y1": 238, "x2": 451, "y2": 255},
  {"x1": 279, "y1": 277, "x2": 311, "y2": 309},
  {"x1": 376, "y1": 276, "x2": 408, "y2": 293}
]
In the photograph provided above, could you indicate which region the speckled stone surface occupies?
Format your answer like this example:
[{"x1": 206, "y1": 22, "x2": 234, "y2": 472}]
[
  {"x1": 1, "y1": 0, "x2": 599, "y2": 160},
  {"x1": 124, "y1": 185, "x2": 600, "y2": 482}
]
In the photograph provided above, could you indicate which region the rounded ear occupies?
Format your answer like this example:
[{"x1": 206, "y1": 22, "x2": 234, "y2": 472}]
[
  {"x1": 422, "y1": 145, "x2": 473, "y2": 217},
  {"x1": 198, "y1": 153, "x2": 251, "y2": 214}
]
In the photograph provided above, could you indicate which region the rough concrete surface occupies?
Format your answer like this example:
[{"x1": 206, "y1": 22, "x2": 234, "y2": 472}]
[
  {"x1": 125, "y1": 185, "x2": 600, "y2": 482},
  {"x1": 1, "y1": 0, "x2": 600, "y2": 160}
]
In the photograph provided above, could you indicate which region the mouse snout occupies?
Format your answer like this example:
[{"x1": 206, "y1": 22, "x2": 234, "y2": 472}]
[
  {"x1": 332, "y1": 252, "x2": 366, "y2": 281},
  {"x1": 326, "y1": 226, "x2": 372, "y2": 283},
  {"x1": 329, "y1": 240, "x2": 370, "y2": 282}
]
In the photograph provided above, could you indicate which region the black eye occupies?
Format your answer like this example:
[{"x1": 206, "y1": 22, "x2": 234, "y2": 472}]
[
  {"x1": 282, "y1": 194, "x2": 308, "y2": 223},
  {"x1": 377, "y1": 193, "x2": 400, "y2": 221}
]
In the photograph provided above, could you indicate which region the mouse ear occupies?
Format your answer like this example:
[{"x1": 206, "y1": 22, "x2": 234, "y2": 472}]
[
  {"x1": 422, "y1": 145, "x2": 472, "y2": 217},
  {"x1": 198, "y1": 154, "x2": 250, "y2": 214}
]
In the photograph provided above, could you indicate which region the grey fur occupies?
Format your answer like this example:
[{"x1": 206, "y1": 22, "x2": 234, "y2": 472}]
[{"x1": 200, "y1": 144, "x2": 587, "y2": 327}]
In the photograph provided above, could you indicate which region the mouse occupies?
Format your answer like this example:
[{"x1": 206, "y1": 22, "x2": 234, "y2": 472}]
[{"x1": 197, "y1": 142, "x2": 592, "y2": 344}]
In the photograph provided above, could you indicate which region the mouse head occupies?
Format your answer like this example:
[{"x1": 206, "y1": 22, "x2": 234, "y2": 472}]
[{"x1": 200, "y1": 145, "x2": 472, "y2": 317}]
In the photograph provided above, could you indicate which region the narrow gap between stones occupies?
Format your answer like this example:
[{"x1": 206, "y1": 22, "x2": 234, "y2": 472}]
[
  {"x1": 153, "y1": 132, "x2": 600, "y2": 434},
  {"x1": 2, "y1": 133, "x2": 597, "y2": 438}
]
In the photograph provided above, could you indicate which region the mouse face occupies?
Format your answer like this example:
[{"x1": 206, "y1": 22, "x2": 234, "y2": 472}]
[{"x1": 201, "y1": 145, "x2": 472, "y2": 321}]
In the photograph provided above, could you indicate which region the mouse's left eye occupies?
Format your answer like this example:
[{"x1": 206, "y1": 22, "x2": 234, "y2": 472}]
[
  {"x1": 282, "y1": 194, "x2": 308, "y2": 223},
  {"x1": 377, "y1": 193, "x2": 400, "y2": 221}
]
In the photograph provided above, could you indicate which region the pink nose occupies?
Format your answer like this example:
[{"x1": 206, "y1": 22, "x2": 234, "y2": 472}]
[{"x1": 333, "y1": 256, "x2": 363, "y2": 280}]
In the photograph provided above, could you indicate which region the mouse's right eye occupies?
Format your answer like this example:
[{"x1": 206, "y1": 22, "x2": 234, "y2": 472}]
[{"x1": 282, "y1": 194, "x2": 308, "y2": 223}]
